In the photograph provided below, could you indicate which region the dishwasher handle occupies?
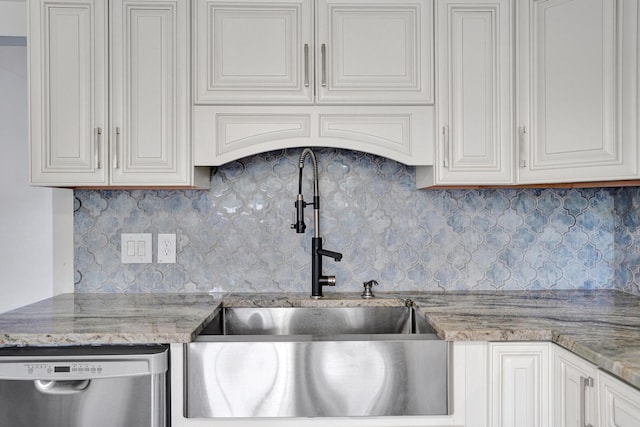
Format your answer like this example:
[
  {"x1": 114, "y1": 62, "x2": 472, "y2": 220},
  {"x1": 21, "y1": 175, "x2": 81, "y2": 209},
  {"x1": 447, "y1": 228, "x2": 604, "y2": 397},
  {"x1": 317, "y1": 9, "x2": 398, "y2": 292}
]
[{"x1": 34, "y1": 379, "x2": 90, "y2": 395}]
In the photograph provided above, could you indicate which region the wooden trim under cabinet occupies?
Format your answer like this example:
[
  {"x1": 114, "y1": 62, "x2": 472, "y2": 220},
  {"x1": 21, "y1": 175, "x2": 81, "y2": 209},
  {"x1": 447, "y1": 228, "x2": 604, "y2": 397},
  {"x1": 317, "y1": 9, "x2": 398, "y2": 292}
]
[{"x1": 423, "y1": 180, "x2": 640, "y2": 190}]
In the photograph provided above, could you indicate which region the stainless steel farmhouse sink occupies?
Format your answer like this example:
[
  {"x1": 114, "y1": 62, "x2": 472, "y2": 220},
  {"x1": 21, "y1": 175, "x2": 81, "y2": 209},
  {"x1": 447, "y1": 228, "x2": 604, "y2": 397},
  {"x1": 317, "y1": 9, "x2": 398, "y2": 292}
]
[{"x1": 186, "y1": 306, "x2": 449, "y2": 418}]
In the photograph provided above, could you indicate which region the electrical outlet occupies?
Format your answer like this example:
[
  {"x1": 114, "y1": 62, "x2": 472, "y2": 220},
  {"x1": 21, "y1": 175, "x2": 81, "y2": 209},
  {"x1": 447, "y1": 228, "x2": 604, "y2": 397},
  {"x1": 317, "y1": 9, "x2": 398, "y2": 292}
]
[
  {"x1": 121, "y1": 233, "x2": 152, "y2": 263},
  {"x1": 158, "y1": 233, "x2": 176, "y2": 264}
]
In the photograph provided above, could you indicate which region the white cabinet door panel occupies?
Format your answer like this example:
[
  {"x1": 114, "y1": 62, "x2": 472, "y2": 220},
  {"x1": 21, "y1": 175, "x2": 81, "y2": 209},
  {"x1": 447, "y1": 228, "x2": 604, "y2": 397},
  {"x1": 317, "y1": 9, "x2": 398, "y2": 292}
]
[
  {"x1": 490, "y1": 343, "x2": 550, "y2": 427},
  {"x1": 29, "y1": 0, "x2": 108, "y2": 185},
  {"x1": 316, "y1": 0, "x2": 433, "y2": 104},
  {"x1": 110, "y1": 0, "x2": 191, "y2": 185},
  {"x1": 553, "y1": 346, "x2": 597, "y2": 427},
  {"x1": 194, "y1": 0, "x2": 313, "y2": 104},
  {"x1": 518, "y1": 0, "x2": 640, "y2": 183},
  {"x1": 599, "y1": 370, "x2": 640, "y2": 427},
  {"x1": 435, "y1": 0, "x2": 513, "y2": 185},
  {"x1": 534, "y1": 0, "x2": 615, "y2": 164}
]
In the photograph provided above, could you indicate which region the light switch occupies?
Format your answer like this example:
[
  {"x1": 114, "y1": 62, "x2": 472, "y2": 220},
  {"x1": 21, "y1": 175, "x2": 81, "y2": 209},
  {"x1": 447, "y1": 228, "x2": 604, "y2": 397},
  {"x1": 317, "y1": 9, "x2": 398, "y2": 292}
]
[
  {"x1": 127, "y1": 241, "x2": 136, "y2": 257},
  {"x1": 121, "y1": 233, "x2": 152, "y2": 263}
]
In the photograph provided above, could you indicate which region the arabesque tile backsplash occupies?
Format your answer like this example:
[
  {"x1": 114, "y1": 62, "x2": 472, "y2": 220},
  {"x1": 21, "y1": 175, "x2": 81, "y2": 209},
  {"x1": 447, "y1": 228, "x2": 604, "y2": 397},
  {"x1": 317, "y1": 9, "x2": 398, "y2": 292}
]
[{"x1": 74, "y1": 149, "x2": 640, "y2": 295}]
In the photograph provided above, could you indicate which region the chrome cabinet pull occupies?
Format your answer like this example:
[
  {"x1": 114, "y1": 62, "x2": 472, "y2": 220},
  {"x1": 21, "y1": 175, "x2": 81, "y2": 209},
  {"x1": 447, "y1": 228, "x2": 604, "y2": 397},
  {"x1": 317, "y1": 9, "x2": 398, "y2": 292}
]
[
  {"x1": 321, "y1": 43, "x2": 327, "y2": 87},
  {"x1": 113, "y1": 127, "x2": 121, "y2": 169},
  {"x1": 95, "y1": 127, "x2": 102, "y2": 169},
  {"x1": 442, "y1": 126, "x2": 449, "y2": 168},
  {"x1": 579, "y1": 376, "x2": 594, "y2": 427},
  {"x1": 304, "y1": 43, "x2": 310, "y2": 87},
  {"x1": 519, "y1": 125, "x2": 528, "y2": 168}
]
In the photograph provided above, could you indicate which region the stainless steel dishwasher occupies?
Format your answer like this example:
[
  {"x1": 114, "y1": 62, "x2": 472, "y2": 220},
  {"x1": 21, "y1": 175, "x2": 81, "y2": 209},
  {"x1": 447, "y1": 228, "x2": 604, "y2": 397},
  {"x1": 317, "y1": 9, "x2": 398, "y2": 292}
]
[{"x1": 0, "y1": 345, "x2": 168, "y2": 427}]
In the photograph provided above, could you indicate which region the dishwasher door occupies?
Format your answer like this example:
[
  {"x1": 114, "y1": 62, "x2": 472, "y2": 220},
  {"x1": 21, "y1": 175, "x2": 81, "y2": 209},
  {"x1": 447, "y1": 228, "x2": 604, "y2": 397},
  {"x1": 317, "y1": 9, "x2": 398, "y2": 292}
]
[{"x1": 0, "y1": 345, "x2": 168, "y2": 427}]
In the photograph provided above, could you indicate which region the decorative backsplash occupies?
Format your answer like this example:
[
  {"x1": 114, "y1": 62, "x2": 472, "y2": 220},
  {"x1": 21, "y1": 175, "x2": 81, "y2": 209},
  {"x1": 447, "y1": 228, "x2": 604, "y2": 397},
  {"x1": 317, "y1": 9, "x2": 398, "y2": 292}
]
[{"x1": 74, "y1": 148, "x2": 639, "y2": 295}]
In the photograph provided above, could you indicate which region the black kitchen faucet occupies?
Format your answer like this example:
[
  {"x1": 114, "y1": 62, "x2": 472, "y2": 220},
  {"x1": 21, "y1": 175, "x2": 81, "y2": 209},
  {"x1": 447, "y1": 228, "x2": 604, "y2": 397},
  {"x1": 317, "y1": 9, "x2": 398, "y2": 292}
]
[{"x1": 291, "y1": 148, "x2": 342, "y2": 298}]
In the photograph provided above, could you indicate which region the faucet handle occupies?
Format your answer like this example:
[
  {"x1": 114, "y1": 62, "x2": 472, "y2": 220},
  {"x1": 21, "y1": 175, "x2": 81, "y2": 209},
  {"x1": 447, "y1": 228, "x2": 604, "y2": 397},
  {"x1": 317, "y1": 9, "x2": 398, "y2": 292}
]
[
  {"x1": 361, "y1": 280, "x2": 378, "y2": 298},
  {"x1": 320, "y1": 276, "x2": 336, "y2": 287}
]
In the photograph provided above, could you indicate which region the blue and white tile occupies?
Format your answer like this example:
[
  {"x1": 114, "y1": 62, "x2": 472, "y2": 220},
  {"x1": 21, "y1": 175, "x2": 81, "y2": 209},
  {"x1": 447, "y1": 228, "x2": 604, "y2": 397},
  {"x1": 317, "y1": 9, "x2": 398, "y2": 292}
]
[{"x1": 73, "y1": 149, "x2": 640, "y2": 295}]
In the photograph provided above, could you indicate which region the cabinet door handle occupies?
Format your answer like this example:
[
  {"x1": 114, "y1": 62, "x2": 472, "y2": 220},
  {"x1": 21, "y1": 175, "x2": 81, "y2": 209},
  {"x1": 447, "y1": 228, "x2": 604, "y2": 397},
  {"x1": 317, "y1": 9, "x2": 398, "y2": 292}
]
[
  {"x1": 304, "y1": 43, "x2": 310, "y2": 87},
  {"x1": 442, "y1": 126, "x2": 449, "y2": 168},
  {"x1": 95, "y1": 127, "x2": 102, "y2": 169},
  {"x1": 113, "y1": 127, "x2": 121, "y2": 169},
  {"x1": 321, "y1": 43, "x2": 327, "y2": 87},
  {"x1": 579, "y1": 376, "x2": 594, "y2": 427},
  {"x1": 519, "y1": 125, "x2": 528, "y2": 168}
]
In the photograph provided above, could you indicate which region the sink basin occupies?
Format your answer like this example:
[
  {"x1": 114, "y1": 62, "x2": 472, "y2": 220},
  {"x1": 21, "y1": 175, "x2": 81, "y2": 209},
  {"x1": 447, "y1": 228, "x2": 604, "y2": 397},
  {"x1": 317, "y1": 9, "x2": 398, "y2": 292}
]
[
  {"x1": 187, "y1": 306, "x2": 449, "y2": 418},
  {"x1": 198, "y1": 306, "x2": 439, "y2": 336}
]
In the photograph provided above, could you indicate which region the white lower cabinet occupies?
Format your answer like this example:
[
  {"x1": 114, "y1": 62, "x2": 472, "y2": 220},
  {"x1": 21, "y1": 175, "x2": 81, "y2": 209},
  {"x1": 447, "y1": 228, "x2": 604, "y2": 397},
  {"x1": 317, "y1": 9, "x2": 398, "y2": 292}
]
[
  {"x1": 599, "y1": 369, "x2": 640, "y2": 427},
  {"x1": 554, "y1": 345, "x2": 598, "y2": 427},
  {"x1": 554, "y1": 344, "x2": 640, "y2": 427},
  {"x1": 489, "y1": 342, "x2": 551, "y2": 427}
]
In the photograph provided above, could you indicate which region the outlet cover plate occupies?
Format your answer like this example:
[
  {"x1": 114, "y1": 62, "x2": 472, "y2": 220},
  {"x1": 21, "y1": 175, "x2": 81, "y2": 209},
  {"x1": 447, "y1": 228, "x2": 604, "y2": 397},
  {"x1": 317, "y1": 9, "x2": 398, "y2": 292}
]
[
  {"x1": 158, "y1": 233, "x2": 176, "y2": 264},
  {"x1": 121, "y1": 233, "x2": 152, "y2": 263}
]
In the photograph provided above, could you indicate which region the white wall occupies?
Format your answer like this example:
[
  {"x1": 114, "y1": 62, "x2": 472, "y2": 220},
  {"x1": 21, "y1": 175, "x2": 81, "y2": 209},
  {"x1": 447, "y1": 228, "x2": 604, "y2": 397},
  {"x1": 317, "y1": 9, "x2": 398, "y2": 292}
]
[
  {"x1": 0, "y1": 41, "x2": 57, "y2": 313},
  {"x1": 0, "y1": 2, "x2": 79, "y2": 313}
]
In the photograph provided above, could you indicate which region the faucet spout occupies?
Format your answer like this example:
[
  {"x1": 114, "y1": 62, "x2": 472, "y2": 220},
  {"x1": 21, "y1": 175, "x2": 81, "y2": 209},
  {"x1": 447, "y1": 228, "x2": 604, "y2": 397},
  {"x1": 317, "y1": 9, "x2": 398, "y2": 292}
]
[{"x1": 317, "y1": 248, "x2": 342, "y2": 262}]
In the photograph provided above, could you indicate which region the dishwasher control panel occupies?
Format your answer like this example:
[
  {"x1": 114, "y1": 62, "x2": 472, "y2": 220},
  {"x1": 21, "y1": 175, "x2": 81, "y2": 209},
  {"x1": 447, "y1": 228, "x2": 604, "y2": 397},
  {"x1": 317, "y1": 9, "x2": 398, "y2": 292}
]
[
  {"x1": 0, "y1": 358, "x2": 157, "y2": 380},
  {"x1": 25, "y1": 362, "x2": 104, "y2": 376},
  {"x1": 0, "y1": 347, "x2": 168, "y2": 380}
]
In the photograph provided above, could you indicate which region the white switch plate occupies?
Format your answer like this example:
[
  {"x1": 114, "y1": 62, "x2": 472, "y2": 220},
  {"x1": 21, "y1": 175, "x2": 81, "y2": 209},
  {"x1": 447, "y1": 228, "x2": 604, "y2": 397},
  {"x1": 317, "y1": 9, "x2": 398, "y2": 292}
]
[
  {"x1": 121, "y1": 233, "x2": 152, "y2": 263},
  {"x1": 158, "y1": 233, "x2": 176, "y2": 264}
]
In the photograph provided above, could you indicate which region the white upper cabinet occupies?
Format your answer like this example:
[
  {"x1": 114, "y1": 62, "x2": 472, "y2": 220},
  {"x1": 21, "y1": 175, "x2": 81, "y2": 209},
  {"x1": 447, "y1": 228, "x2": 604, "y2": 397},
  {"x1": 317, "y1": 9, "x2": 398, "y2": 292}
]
[
  {"x1": 316, "y1": 0, "x2": 433, "y2": 104},
  {"x1": 29, "y1": 0, "x2": 208, "y2": 187},
  {"x1": 29, "y1": 0, "x2": 108, "y2": 185},
  {"x1": 110, "y1": 0, "x2": 194, "y2": 186},
  {"x1": 517, "y1": 0, "x2": 640, "y2": 184},
  {"x1": 193, "y1": 0, "x2": 433, "y2": 105},
  {"x1": 193, "y1": 0, "x2": 314, "y2": 104},
  {"x1": 418, "y1": 0, "x2": 513, "y2": 187},
  {"x1": 193, "y1": 104, "x2": 434, "y2": 165},
  {"x1": 192, "y1": 0, "x2": 436, "y2": 166}
]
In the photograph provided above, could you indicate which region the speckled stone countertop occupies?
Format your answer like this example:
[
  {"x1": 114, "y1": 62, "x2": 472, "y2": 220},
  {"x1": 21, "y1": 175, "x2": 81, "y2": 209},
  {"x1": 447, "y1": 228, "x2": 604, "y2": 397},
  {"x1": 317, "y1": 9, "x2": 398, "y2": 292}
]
[
  {"x1": 409, "y1": 290, "x2": 640, "y2": 390},
  {"x1": 0, "y1": 293, "x2": 222, "y2": 345},
  {"x1": 0, "y1": 290, "x2": 638, "y2": 389}
]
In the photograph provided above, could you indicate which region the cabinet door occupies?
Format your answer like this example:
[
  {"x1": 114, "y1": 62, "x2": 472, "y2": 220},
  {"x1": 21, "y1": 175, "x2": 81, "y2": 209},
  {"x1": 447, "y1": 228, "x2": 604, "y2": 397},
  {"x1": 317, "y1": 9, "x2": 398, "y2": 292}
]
[
  {"x1": 435, "y1": 0, "x2": 513, "y2": 185},
  {"x1": 599, "y1": 370, "x2": 640, "y2": 427},
  {"x1": 517, "y1": 0, "x2": 640, "y2": 183},
  {"x1": 110, "y1": 0, "x2": 191, "y2": 185},
  {"x1": 316, "y1": 0, "x2": 433, "y2": 104},
  {"x1": 29, "y1": 0, "x2": 108, "y2": 186},
  {"x1": 490, "y1": 343, "x2": 550, "y2": 427},
  {"x1": 553, "y1": 346, "x2": 597, "y2": 427},
  {"x1": 194, "y1": 0, "x2": 313, "y2": 104}
]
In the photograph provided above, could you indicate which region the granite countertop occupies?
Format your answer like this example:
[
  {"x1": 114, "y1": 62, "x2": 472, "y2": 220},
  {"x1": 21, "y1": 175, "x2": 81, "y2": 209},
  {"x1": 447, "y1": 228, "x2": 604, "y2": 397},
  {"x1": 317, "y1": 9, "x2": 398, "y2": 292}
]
[
  {"x1": 0, "y1": 290, "x2": 638, "y2": 389},
  {"x1": 410, "y1": 290, "x2": 640, "y2": 390},
  {"x1": 0, "y1": 293, "x2": 222, "y2": 345}
]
